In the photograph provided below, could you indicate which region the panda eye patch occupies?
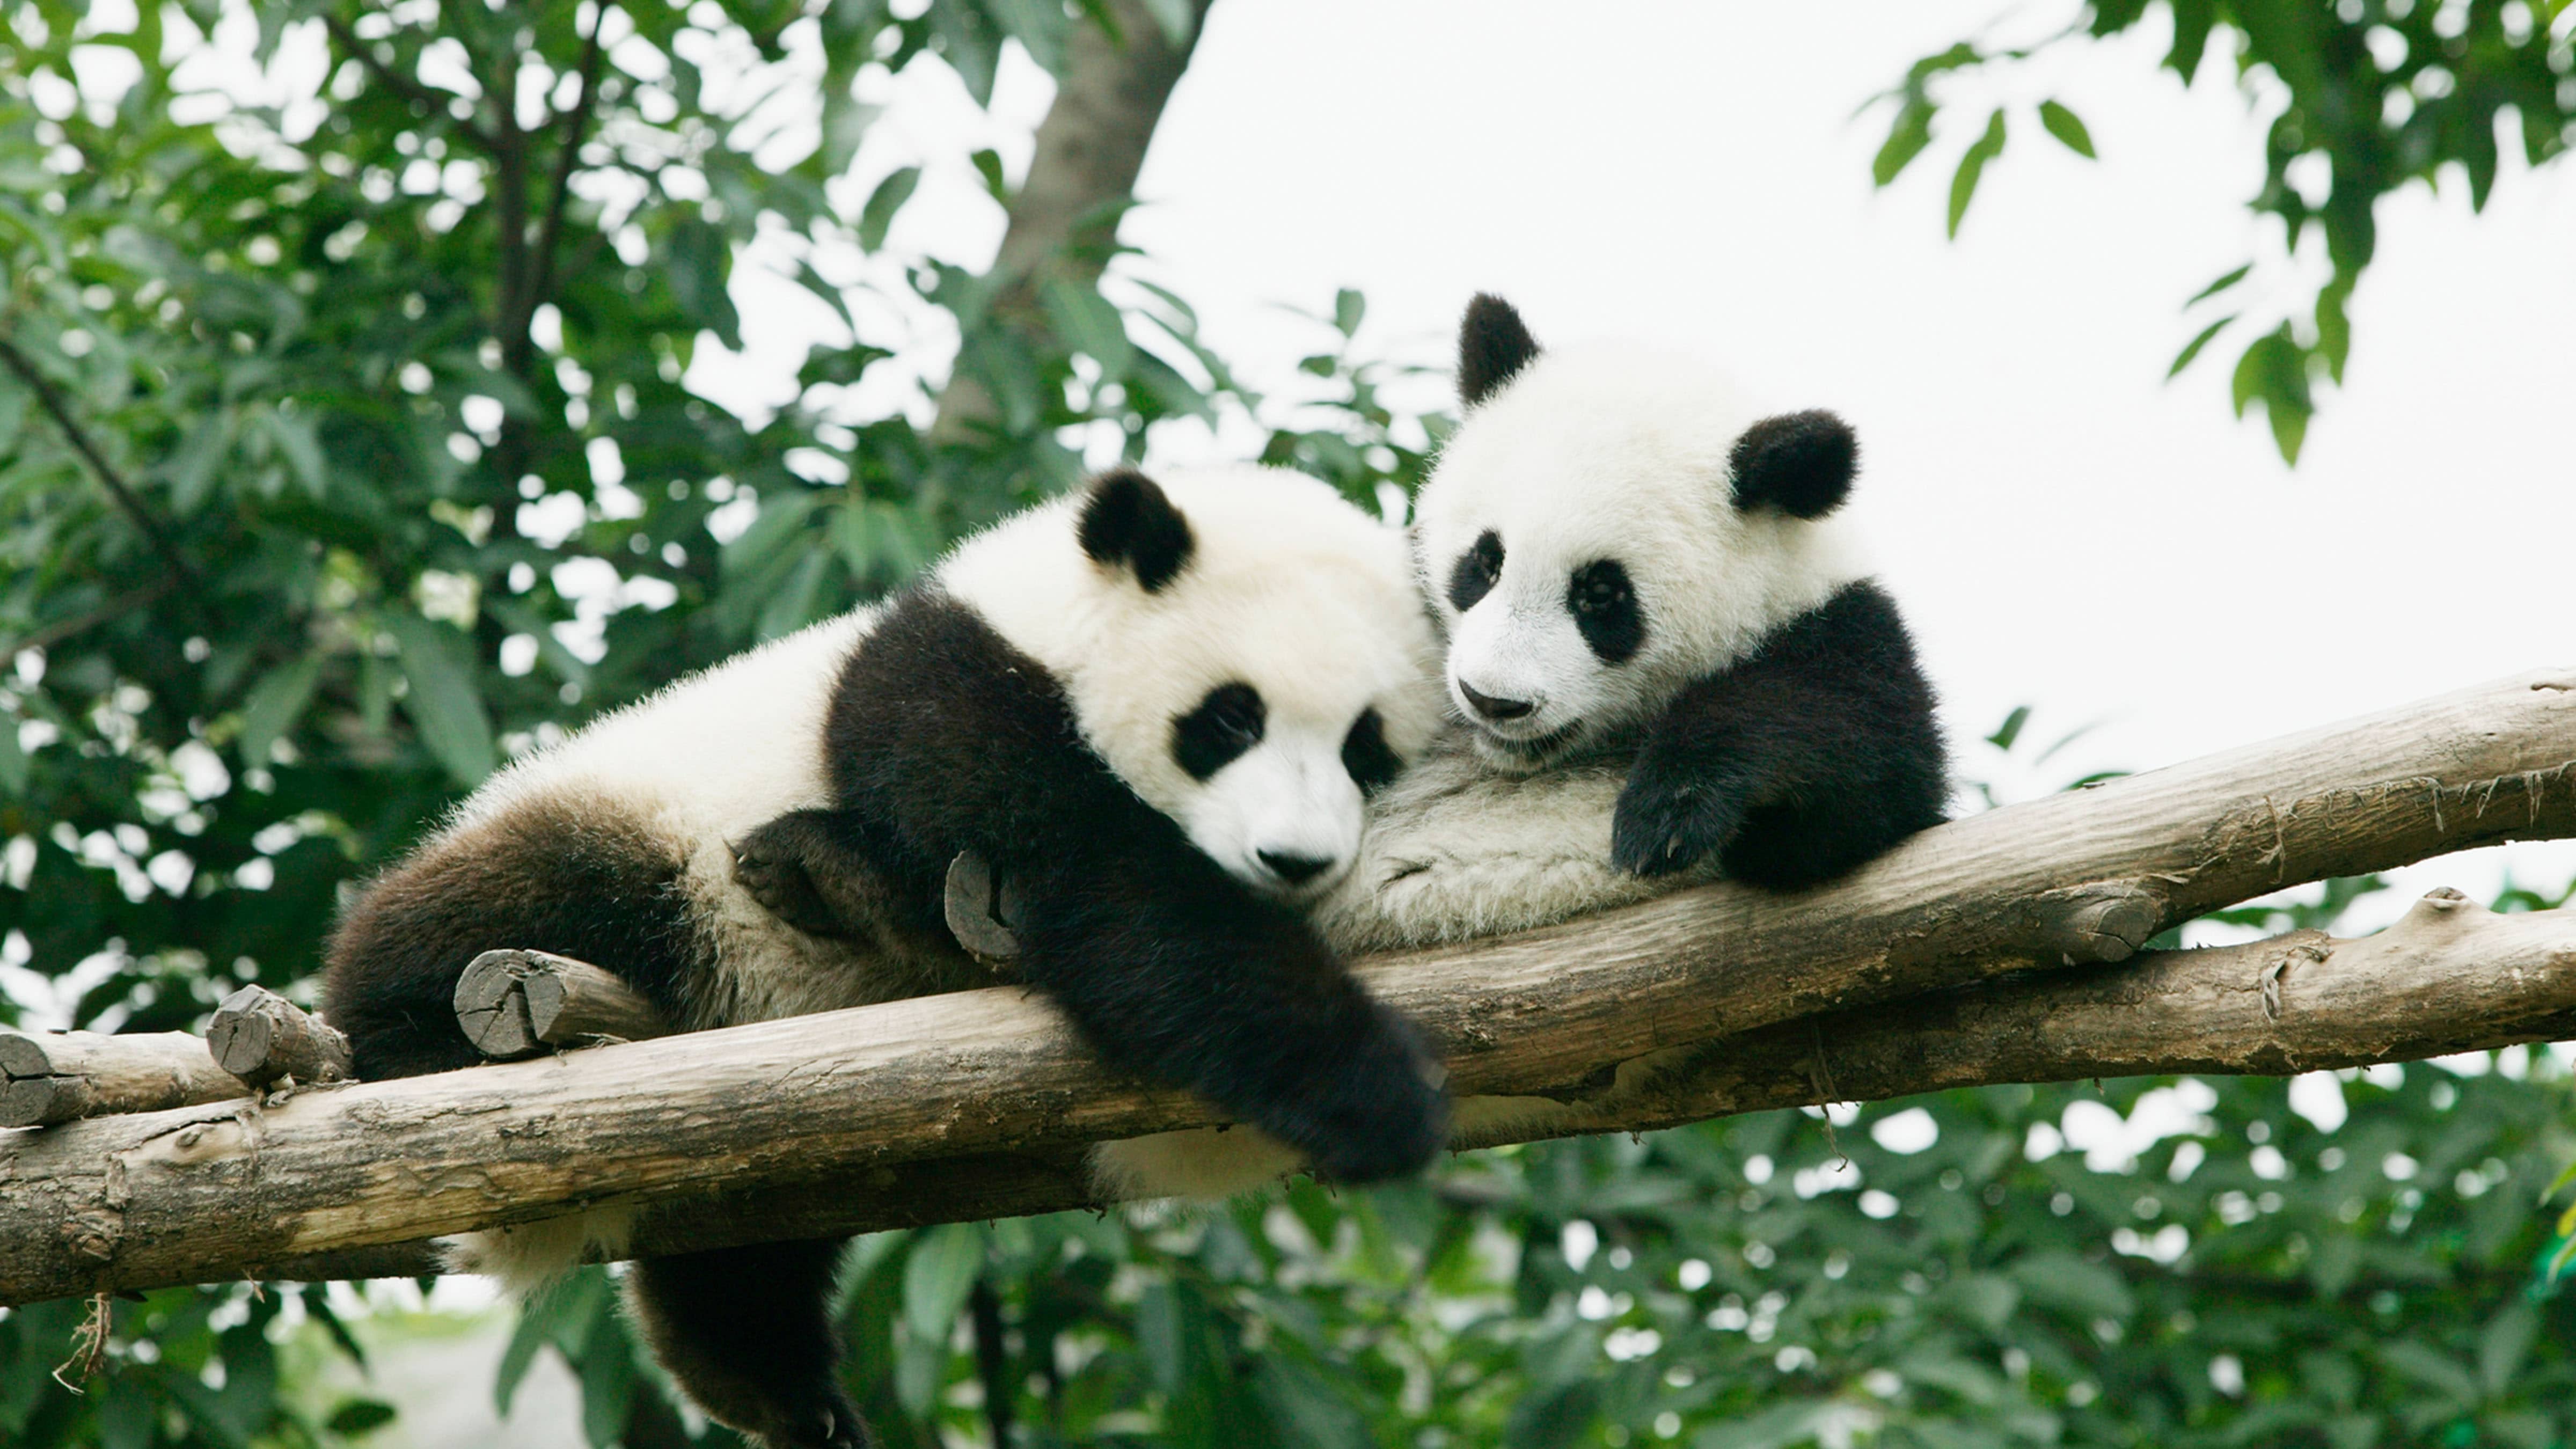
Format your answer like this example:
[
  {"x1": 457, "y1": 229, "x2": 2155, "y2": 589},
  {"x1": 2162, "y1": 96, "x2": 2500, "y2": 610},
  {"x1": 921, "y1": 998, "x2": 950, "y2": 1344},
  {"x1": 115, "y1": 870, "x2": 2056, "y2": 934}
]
[
  {"x1": 1341, "y1": 707, "x2": 1403, "y2": 795},
  {"x1": 1173, "y1": 681, "x2": 1266, "y2": 780},
  {"x1": 1446, "y1": 530, "x2": 1505, "y2": 612},
  {"x1": 1568, "y1": 559, "x2": 1644, "y2": 664}
]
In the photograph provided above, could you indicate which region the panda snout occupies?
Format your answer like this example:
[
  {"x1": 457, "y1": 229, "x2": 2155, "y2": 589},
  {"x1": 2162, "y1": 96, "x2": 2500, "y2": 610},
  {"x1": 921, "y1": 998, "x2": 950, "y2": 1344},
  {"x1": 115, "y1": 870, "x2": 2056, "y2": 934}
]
[
  {"x1": 1256, "y1": 849, "x2": 1336, "y2": 887},
  {"x1": 1459, "y1": 680, "x2": 1539, "y2": 722}
]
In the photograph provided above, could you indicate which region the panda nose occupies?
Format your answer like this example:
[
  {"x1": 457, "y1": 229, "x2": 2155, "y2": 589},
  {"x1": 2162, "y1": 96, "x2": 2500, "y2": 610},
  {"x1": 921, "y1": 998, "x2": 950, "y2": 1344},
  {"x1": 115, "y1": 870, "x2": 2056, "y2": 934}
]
[
  {"x1": 1257, "y1": 850, "x2": 1335, "y2": 886},
  {"x1": 1460, "y1": 682, "x2": 1537, "y2": 721}
]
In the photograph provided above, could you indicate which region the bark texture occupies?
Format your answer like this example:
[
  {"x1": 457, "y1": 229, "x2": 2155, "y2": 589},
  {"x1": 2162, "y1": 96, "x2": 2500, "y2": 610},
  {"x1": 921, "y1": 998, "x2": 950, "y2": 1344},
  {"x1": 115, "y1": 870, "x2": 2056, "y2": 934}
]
[
  {"x1": 0, "y1": 1031, "x2": 241, "y2": 1129},
  {"x1": 206, "y1": 986, "x2": 353, "y2": 1089},
  {"x1": 454, "y1": 949, "x2": 674, "y2": 1058},
  {"x1": 1, "y1": 669, "x2": 2571, "y2": 1304}
]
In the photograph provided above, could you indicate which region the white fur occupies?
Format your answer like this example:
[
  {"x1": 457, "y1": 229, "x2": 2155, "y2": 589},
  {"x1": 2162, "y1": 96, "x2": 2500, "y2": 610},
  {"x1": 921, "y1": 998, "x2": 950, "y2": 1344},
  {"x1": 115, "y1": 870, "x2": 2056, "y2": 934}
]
[
  {"x1": 1417, "y1": 343, "x2": 1867, "y2": 771},
  {"x1": 431, "y1": 467, "x2": 1441, "y2": 1279},
  {"x1": 1096, "y1": 338, "x2": 1871, "y2": 1205},
  {"x1": 943, "y1": 464, "x2": 1445, "y2": 898}
]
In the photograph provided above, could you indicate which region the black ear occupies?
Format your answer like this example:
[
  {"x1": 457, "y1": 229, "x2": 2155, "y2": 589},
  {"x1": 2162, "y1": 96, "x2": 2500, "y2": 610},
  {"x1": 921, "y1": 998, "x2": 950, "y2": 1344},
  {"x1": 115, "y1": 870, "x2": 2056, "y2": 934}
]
[
  {"x1": 1729, "y1": 409, "x2": 1858, "y2": 519},
  {"x1": 1078, "y1": 468, "x2": 1194, "y2": 592},
  {"x1": 1458, "y1": 293, "x2": 1542, "y2": 408}
]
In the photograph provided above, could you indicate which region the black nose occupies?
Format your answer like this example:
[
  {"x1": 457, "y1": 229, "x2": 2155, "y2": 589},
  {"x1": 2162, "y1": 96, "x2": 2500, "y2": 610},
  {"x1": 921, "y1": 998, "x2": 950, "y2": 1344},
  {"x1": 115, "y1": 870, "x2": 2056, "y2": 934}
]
[
  {"x1": 1460, "y1": 682, "x2": 1536, "y2": 721},
  {"x1": 1258, "y1": 850, "x2": 1334, "y2": 885}
]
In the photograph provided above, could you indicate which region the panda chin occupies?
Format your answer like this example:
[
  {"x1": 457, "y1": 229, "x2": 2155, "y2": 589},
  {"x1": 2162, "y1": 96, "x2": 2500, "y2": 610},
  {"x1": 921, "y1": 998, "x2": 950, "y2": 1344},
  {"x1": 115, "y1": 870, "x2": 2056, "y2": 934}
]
[{"x1": 1467, "y1": 719, "x2": 1585, "y2": 774}]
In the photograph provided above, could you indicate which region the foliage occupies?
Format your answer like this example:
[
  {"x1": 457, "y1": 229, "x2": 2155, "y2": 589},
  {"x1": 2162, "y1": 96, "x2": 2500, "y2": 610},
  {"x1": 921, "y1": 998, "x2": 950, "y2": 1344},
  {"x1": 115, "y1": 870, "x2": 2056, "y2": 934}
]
[
  {"x1": 6, "y1": 3, "x2": 2574, "y2": 1447},
  {"x1": 1872, "y1": 0, "x2": 2576, "y2": 462}
]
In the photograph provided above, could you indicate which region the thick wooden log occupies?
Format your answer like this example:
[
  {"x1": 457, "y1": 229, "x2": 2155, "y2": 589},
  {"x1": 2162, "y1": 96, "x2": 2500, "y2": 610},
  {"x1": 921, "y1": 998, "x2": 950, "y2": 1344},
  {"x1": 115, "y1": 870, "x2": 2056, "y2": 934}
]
[
  {"x1": 120, "y1": 891, "x2": 2576, "y2": 1291},
  {"x1": 206, "y1": 986, "x2": 353, "y2": 1089},
  {"x1": 0, "y1": 1031, "x2": 244, "y2": 1129},
  {"x1": 1, "y1": 668, "x2": 2572, "y2": 1303},
  {"x1": 453, "y1": 949, "x2": 672, "y2": 1059}
]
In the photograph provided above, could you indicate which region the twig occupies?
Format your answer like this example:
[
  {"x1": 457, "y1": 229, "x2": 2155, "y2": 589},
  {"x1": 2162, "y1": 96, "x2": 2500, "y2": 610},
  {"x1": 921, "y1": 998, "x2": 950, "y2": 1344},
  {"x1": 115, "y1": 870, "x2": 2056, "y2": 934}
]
[
  {"x1": 0, "y1": 581, "x2": 179, "y2": 661},
  {"x1": 320, "y1": 15, "x2": 499, "y2": 151},
  {"x1": 0, "y1": 334, "x2": 203, "y2": 594},
  {"x1": 522, "y1": 11, "x2": 610, "y2": 349}
]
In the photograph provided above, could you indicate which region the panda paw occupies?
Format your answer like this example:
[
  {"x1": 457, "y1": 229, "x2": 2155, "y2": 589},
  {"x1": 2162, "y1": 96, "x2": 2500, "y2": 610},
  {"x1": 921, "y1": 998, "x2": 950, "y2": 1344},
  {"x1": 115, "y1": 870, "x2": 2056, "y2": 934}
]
[
  {"x1": 1609, "y1": 772, "x2": 1748, "y2": 879},
  {"x1": 730, "y1": 817, "x2": 854, "y2": 940},
  {"x1": 1273, "y1": 1007, "x2": 1450, "y2": 1185}
]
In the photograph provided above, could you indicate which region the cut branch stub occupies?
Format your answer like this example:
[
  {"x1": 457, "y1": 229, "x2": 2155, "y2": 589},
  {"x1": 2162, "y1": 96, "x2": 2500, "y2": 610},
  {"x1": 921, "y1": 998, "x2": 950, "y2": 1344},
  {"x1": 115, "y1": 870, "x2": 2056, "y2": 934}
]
[
  {"x1": 453, "y1": 949, "x2": 672, "y2": 1059},
  {"x1": 1, "y1": 1031, "x2": 246, "y2": 1129},
  {"x1": 206, "y1": 986, "x2": 352, "y2": 1090}
]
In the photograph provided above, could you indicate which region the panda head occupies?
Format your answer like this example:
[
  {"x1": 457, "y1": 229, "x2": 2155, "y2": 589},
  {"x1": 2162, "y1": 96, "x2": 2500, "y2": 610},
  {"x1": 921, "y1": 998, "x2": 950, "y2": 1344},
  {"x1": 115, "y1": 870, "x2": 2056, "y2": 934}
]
[
  {"x1": 1417, "y1": 295, "x2": 1869, "y2": 772},
  {"x1": 955, "y1": 464, "x2": 1444, "y2": 900}
]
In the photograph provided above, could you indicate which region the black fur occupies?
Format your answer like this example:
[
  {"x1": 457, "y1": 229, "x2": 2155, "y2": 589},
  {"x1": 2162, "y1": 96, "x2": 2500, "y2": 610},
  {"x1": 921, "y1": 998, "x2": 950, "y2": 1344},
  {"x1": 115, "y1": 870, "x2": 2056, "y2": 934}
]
[
  {"x1": 628, "y1": 1240, "x2": 871, "y2": 1449},
  {"x1": 323, "y1": 796, "x2": 706, "y2": 1079},
  {"x1": 1446, "y1": 529, "x2": 1503, "y2": 613},
  {"x1": 1567, "y1": 558, "x2": 1644, "y2": 664},
  {"x1": 1730, "y1": 409, "x2": 1858, "y2": 520},
  {"x1": 1458, "y1": 294, "x2": 1541, "y2": 407},
  {"x1": 1172, "y1": 682, "x2": 1264, "y2": 781},
  {"x1": 1609, "y1": 580, "x2": 1946, "y2": 886},
  {"x1": 1340, "y1": 707, "x2": 1402, "y2": 795},
  {"x1": 808, "y1": 586, "x2": 1447, "y2": 1184},
  {"x1": 1077, "y1": 467, "x2": 1192, "y2": 592}
]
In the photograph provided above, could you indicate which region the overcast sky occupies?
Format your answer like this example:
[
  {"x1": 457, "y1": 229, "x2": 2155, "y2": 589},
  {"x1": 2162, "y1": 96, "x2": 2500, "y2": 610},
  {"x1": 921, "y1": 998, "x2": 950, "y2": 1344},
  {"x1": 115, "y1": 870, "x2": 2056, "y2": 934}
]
[{"x1": 738, "y1": 0, "x2": 2574, "y2": 926}]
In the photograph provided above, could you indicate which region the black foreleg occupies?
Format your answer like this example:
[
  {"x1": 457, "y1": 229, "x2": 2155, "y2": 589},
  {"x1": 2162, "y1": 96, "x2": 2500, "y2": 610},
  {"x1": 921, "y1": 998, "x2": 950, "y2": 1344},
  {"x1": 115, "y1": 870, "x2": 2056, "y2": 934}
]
[
  {"x1": 627, "y1": 1239, "x2": 872, "y2": 1449},
  {"x1": 1611, "y1": 582, "x2": 1946, "y2": 886},
  {"x1": 1012, "y1": 858, "x2": 1448, "y2": 1184}
]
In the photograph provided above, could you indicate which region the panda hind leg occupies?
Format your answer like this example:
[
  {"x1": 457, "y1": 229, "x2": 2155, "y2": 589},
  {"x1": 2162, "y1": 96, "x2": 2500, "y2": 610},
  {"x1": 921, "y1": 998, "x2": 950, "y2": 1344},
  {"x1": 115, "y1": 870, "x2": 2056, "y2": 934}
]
[
  {"x1": 730, "y1": 808, "x2": 935, "y2": 948},
  {"x1": 626, "y1": 1238, "x2": 873, "y2": 1449}
]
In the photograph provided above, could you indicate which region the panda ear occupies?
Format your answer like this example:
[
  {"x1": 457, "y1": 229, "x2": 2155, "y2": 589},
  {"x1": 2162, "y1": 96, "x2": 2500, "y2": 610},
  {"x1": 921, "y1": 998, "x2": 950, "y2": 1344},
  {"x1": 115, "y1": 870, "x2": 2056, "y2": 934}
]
[
  {"x1": 1078, "y1": 468, "x2": 1194, "y2": 592},
  {"x1": 1458, "y1": 293, "x2": 1542, "y2": 408},
  {"x1": 1730, "y1": 409, "x2": 1858, "y2": 520}
]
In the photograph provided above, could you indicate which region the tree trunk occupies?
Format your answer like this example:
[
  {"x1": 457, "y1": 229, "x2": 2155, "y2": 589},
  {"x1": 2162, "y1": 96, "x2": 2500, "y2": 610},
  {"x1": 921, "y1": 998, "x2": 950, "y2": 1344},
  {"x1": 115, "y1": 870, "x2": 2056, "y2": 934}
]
[{"x1": 2, "y1": 669, "x2": 2570, "y2": 1306}]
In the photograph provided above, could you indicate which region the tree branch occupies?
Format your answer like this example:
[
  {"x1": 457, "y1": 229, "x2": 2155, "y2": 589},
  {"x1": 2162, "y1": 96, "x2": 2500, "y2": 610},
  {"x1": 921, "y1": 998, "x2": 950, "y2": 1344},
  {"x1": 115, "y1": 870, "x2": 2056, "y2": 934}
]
[
  {"x1": 930, "y1": 0, "x2": 1217, "y2": 443},
  {"x1": 519, "y1": 12, "x2": 610, "y2": 357},
  {"x1": 319, "y1": 16, "x2": 499, "y2": 152},
  {"x1": 2, "y1": 669, "x2": 2571, "y2": 1305},
  {"x1": 0, "y1": 335, "x2": 203, "y2": 594}
]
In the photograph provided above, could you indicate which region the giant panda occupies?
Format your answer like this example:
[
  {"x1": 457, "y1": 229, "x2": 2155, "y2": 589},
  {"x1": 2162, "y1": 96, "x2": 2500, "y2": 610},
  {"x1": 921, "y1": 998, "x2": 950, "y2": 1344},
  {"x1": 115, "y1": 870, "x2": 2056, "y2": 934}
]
[
  {"x1": 1094, "y1": 295, "x2": 1949, "y2": 1194},
  {"x1": 321, "y1": 463, "x2": 1451, "y2": 1449}
]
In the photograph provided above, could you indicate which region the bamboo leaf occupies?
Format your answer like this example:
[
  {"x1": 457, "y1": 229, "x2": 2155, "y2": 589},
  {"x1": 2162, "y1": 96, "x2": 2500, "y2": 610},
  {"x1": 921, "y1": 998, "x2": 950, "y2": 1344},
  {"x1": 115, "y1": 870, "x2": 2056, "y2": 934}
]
[
  {"x1": 2038, "y1": 99, "x2": 2096, "y2": 158},
  {"x1": 1947, "y1": 109, "x2": 2009, "y2": 238}
]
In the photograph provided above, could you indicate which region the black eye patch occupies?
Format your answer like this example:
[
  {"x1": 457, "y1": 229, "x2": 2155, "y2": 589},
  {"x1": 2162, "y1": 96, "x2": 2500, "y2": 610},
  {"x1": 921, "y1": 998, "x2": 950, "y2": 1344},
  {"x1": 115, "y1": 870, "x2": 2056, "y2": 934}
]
[
  {"x1": 1446, "y1": 530, "x2": 1504, "y2": 612},
  {"x1": 1567, "y1": 559, "x2": 1644, "y2": 664},
  {"x1": 1341, "y1": 707, "x2": 1403, "y2": 795},
  {"x1": 1173, "y1": 682, "x2": 1265, "y2": 780}
]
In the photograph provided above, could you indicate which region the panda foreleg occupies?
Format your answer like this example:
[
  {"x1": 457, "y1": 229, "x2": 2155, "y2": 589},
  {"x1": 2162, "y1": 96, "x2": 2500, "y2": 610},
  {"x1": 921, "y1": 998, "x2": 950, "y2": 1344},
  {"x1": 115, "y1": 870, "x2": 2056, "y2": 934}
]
[
  {"x1": 730, "y1": 807, "x2": 954, "y2": 961},
  {"x1": 627, "y1": 1238, "x2": 874, "y2": 1449},
  {"x1": 1010, "y1": 860, "x2": 1450, "y2": 1186},
  {"x1": 1612, "y1": 581, "x2": 1945, "y2": 885}
]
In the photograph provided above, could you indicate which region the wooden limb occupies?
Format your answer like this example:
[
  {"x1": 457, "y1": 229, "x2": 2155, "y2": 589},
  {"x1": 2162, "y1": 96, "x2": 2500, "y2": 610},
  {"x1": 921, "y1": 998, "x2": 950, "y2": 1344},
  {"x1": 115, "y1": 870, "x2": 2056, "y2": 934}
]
[
  {"x1": 205, "y1": 986, "x2": 353, "y2": 1091},
  {"x1": 453, "y1": 949, "x2": 672, "y2": 1059},
  {"x1": 2, "y1": 669, "x2": 2572, "y2": 1304},
  {"x1": 0, "y1": 1031, "x2": 244, "y2": 1129},
  {"x1": 122, "y1": 890, "x2": 2576, "y2": 1296},
  {"x1": 929, "y1": 0, "x2": 1216, "y2": 442}
]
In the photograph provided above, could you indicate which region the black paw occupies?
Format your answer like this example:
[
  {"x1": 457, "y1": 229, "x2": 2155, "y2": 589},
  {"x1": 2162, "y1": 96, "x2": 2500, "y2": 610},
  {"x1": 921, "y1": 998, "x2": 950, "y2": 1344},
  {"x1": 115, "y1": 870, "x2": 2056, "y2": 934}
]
[
  {"x1": 731, "y1": 824, "x2": 850, "y2": 940},
  {"x1": 1610, "y1": 772, "x2": 1749, "y2": 879},
  {"x1": 753, "y1": 1397, "x2": 875, "y2": 1449},
  {"x1": 1273, "y1": 1009, "x2": 1450, "y2": 1184}
]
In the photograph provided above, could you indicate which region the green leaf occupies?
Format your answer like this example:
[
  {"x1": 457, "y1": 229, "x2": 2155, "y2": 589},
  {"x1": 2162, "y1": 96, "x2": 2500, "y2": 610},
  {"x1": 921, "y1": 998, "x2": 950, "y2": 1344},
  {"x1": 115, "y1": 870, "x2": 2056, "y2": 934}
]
[
  {"x1": 261, "y1": 408, "x2": 326, "y2": 497},
  {"x1": 383, "y1": 612, "x2": 497, "y2": 786},
  {"x1": 0, "y1": 702, "x2": 26, "y2": 796},
  {"x1": 1947, "y1": 108, "x2": 2009, "y2": 238},
  {"x1": 2167, "y1": 0, "x2": 2217, "y2": 78},
  {"x1": 2478, "y1": 1301, "x2": 2540, "y2": 1395},
  {"x1": 2230, "y1": 326, "x2": 2314, "y2": 463},
  {"x1": 1042, "y1": 276, "x2": 1135, "y2": 379},
  {"x1": 324, "y1": 1399, "x2": 397, "y2": 1435},
  {"x1": 164, "y1": 412, "x2": 235, "y2": 517},
  {"x1": 2168, "y1": 314, "x2": 2237, "y2": 378},
  {"x1": 2038, "y1": 100, "x2": 2096, "y2": 158},
  {"x1": 664, "y1": 219, "x2": 742, "y2": 352},
  {"x1": 2185, "y1": 262, "x2": 2254, "y2": 306},
  {"x1": 970, "y1": 147, "x2": 1008, "y2": 202},
  {"x1": 901, "y1": 1224, "x2": 982, "y2": 1349},
  {"x1": 1985, "y1": 705, "x2": 2032, "y2": 751},
  {"x1": 1332, "y1": 287, "x2": 1366, "y2": 338},
  {"x1": 1872, "y1": 98, "x2": 1936, "y2": 187},
  {"x1": 858, "y1": 165, "x2": 919, "y2": 253},
  {"x1": 235, "y1": 654, "x2": 323, "y2": 769}
]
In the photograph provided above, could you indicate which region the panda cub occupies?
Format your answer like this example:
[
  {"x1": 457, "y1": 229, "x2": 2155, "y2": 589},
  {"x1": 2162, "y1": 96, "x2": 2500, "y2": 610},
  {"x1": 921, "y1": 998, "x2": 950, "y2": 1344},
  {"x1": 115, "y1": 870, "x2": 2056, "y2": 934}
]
[
  {"x1": 323, "y1": 464, "x2": 1449, "y2": 1449},
  {"x1": 1313, "y1": 294, "x2": 1949, "y2": 952},
  {"x1": 1096, "y1": 297, "x2": 1948, "y2": 1196}
]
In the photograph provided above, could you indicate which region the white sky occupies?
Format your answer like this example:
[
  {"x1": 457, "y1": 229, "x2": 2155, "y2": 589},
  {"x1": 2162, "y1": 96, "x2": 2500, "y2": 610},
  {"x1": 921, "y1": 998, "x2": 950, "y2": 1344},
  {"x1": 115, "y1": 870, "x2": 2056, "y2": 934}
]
[{"x1": 757, "y1": 0, "x2": 2575, "y2": 925}]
